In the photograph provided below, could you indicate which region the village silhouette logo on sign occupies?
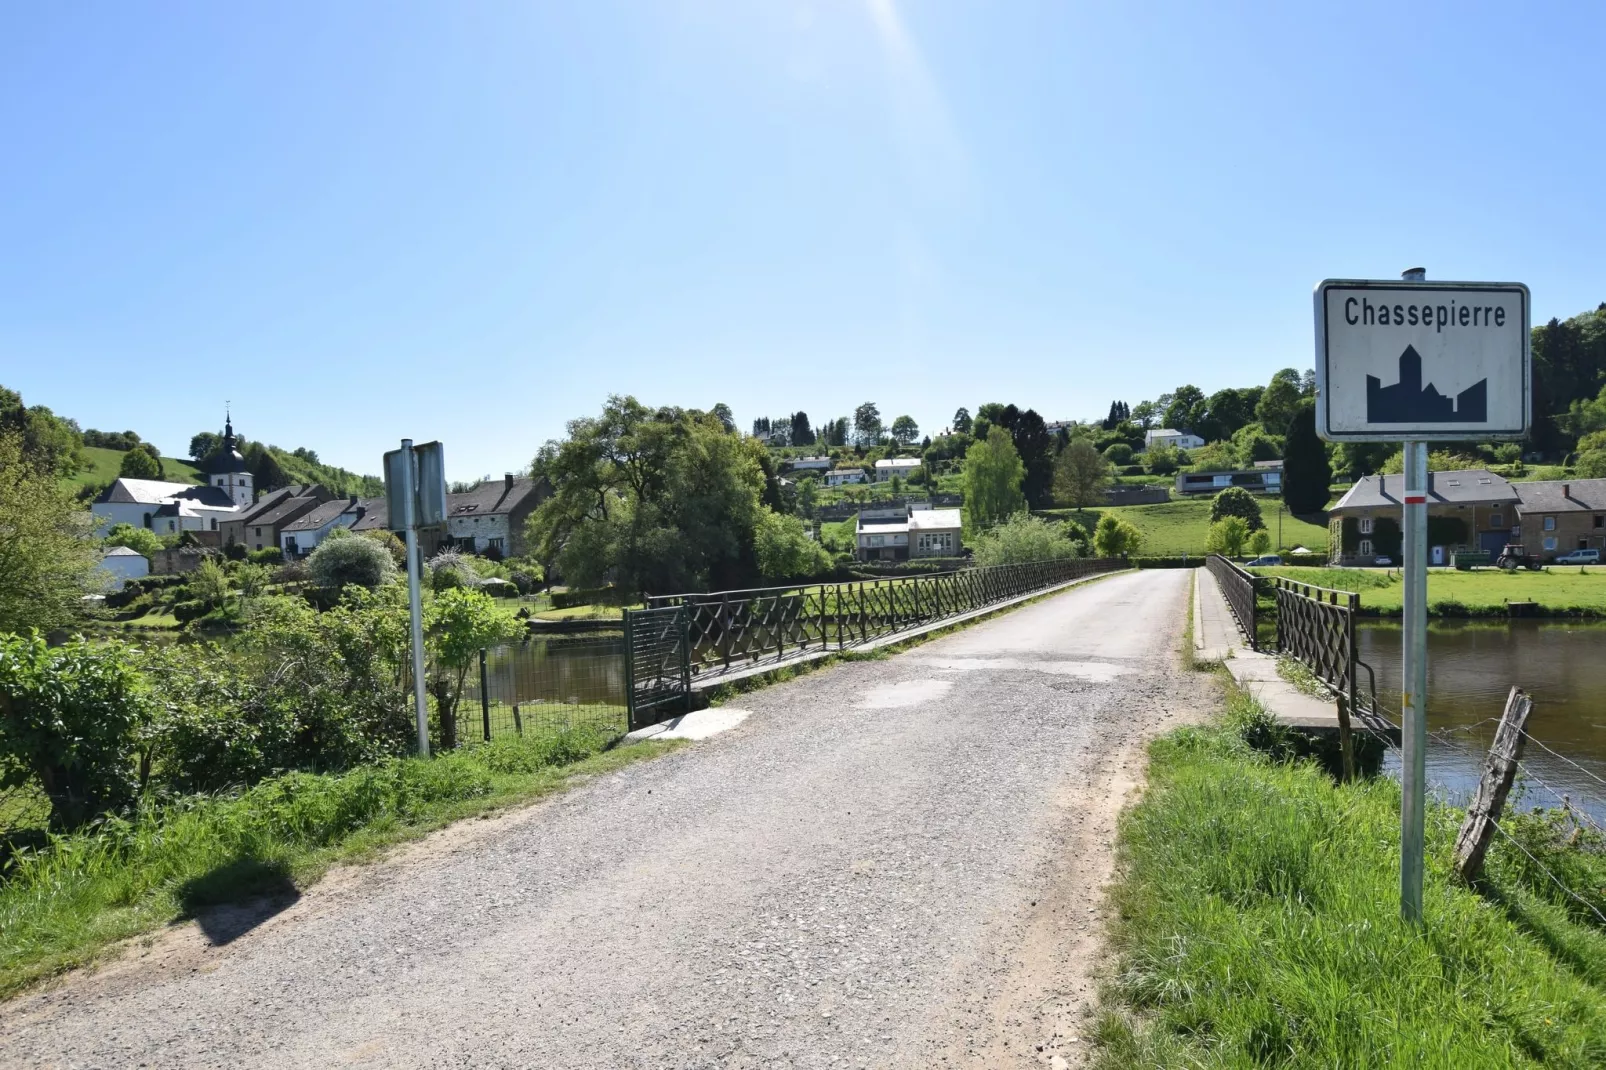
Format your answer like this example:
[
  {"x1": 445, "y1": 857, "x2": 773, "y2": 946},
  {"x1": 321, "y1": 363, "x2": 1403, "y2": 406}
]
[{"x1": 1313, "y1": 279, "x2": 1529, "y2": 442}]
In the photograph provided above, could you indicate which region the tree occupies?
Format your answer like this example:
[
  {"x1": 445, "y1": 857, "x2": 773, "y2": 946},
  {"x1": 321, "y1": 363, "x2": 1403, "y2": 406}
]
[
  {"x1": 1145, "y1": 442, "x2": 1181, "y2": 475},
  {"x1": 790, "y1": 411, "x2": 814, "y2": 446},
  {"x1": 1103, "y1": 442, "x2": 1134, "y2": 466},
  {"x1": 754, "y1": 509, "x2": 831, "y2": 581},
  {"x1": 890, "y1": 415, "x2": 919, "y2": 445},
  {"x1": 103, "y1": 522, "x2": 163, "y2": 558},
  {"x1": 971, "y1": 514, "x2": 1084, "y2": 566},
  {"x1": 1092, "y1": 515, "x2": 1144, "y2": 557},
  {"x1": 1577, "y1": 449, "x2": 1606, "y2": 478},
  {"x1": 1210, "y1": 486, "x2": 1264, "y2": 531},
  {"x1": 426, "y1": 587, "x2": 521, "y2": 750},
  {"x1": 1130, "y1": 400, "x2": 1159, "y2": 430},
  {"x1": 853, "y1": 402, "x2": 884, "y2": 446},
  {"x1": 1010, "y1": 408, "x2": 1056, "y2": 509},
  {"x1": 1206, "y1": 516, "x2": 1251, "y2": 557},
  {"x1": 1248, "y1": 529, "x2": 1273, "y2": 556},
  {"x1": 0, "y1": 634, "x2": 153, "y2": 829},
  {"x1": 962, "y1": 427, "x2": 1026, "y2": 531},
  {"x1": 1256, "y1": 369, "x2": 1304, "y2": 436},
  {"x1": 1163, "y1": 385, "x2": 1206, "y2": 433},
  {"x1": 118, "y1": 442, "x2": 163, "y2": 479},
  {"x1": 952, "y1": 407, "x2": 972, "y2": 434},
  {"x1": 712, "y1": 402, "x2": 736, "y2": 434},
  {"x1": 1200, "y1": 389, "x2": 1252, "y2": 442},
  {"x1": 1281, "y1": 401, "x2": 1333, "y2": 515},
  {"x1": 188, "y1": 431, "x2": 222, "y2": 461},
  {"x1": 526, "y1": 397, "x2": 767, "y2": 594},
  {"x1": 0, "y1": 432, "x2": 101, "y2": 635},
  {"x1": 308, "y1": 528, "x2": 399, "y2": 590},
  {"x1": 1054, "y1": 439, "x2": 1111, "y2": 511},
  {"x1": 0, "y1": 388, "x2": 84, "y2": 476}
]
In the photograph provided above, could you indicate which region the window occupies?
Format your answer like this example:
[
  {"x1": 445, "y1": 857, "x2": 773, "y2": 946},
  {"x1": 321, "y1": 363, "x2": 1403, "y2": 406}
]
[
  {"x1": 1544, "y1": 516, "x2": 1556, "y2": 531},
  {"x1": 1543, "y1": 536, "x2": 1557, "y2": 551},
  {"x1": 210, "y1": 518, "x2": 218, "y2": 530},
  {"x1": 1489, "y1": 513, "x2": 1502, "y2": 528},
  {"x1": 1596, "y1": 515, "x2": 1604, "y2": 529},
  {"x1": 255, "y1": 527, "x2": 262, "y2": 537},
  {"x1": 1359, "y1": 539, "x2": 1373, "y2": 556},
  {"x1": 870, "y1": 535, "x2": 884, "y2": 546},
  {"x1": 1358, "y1": 517, "x2": 1373, "y2": 534},
  {"x1": 488, "y1": 537, "x2": 504, "y2": 552}
]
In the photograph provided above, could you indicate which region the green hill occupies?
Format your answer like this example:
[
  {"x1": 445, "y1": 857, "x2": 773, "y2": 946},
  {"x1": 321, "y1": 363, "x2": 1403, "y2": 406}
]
[
  {"x1": 66, "y1": 446, "x2": 204, "y2": 492},
  {"x1": 1041, "y1": 497, "x2": 1331, "y2": 556}
]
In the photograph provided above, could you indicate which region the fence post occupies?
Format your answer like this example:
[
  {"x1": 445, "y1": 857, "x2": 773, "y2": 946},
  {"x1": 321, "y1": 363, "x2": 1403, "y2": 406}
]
[
  {"x1": 1337, "y1": 592, "x2": 1357, "y2": 781},
  {"x1": 679, "y1": 604, "x2": 692, "y2": 713},
  {"x1": 1452, "y1": 687, "x2": 1534, "y2": 884},
  {"x1": 858, "y1": 581, "x2": 866, "y2": 644},
  {"x1": 479, "y1": 648, "x2": 491, "y2": 742},
  {"x1": 720, "y1": 594, "x2": 732, "y2": 670},
  {"x1": 818, "y1": 583, "x2": 827, "y2": 650},
  {"x1": 622, "y1": 609, "x2": 637, "y2": 730}
]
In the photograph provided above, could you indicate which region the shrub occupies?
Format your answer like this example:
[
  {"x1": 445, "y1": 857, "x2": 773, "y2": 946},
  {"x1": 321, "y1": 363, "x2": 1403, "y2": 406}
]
[
  {"x1": 426, "y1": 550, "x2": 477, "y2": 593},
  {"x1": 0, "y1": 634, "x2": 152, "y2": 828},
  {"x1": 510, "y1": 570, "x2": 538, "y2": 595},
  {"x1": 102, "y1": 522, "x2": 163, "y2": 559},
  {"x1": 754, "y1": 508, "x2": 832, "y2": 581},
  {"x1": 172, "y1": 599, "x2": 209, "y2": 624},
  {"x1": 1206, "y1": 516, "x2": 1251, "y2": 557},
  {"x1": 1247, "y1": 529, "x2": 1273, "y2": 556},
  {"x1": 1103, "y1": 443, "x2": 1134, "y2": 466},
  {"x1": 1093, "y1": 514, "x2": 1144, "y2": 557},
  {"x1": 1210, "y1": 486, "x2": 1264, "y2": 531},
  {"x1": 1122, "y1": 465, "x2": 1147, "y2": 476},
  {"x1": 308, "y1": 529, "x2": 398, "y2": 591},
  {"x1": 248, "y1": 547, "x2": 284, "y2": 566},
  {"x1": 222, "y1": 542, "x2": 247, "y2": 561},
  {"x1": 971, "y1": 513, "x2": 1084, "y2": 566}
]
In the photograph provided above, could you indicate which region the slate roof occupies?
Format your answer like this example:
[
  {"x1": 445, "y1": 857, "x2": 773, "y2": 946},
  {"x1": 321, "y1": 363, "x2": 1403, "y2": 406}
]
[
  {"x1": 95, "y1": 478, "x2": 235, "y2": 507},
  {"x1": 234, "y1": 485, "x2": 307, "y2": 523},
  {"x1": 1513, "y1": 479, "x2": 1606, "y2": 513},
  {"x1": 103, "y1": 546, "x2": 147, "y2": 558},
  {"x1": 446, "y1": 476, "x2": 545, "y2": 518},
  {"x1": 282, "y1": 498, "x2": 360, "y2": 533},
  {"x1": 349, "y1": 498, "x2": 390, "y2": 531},
  {"x1": 200, "y1": 447, "x2": 249, "y2": 475},
  {"x1": 246, "y1": 495, "x2": 322, "y2": 530},
  {"x1": 1331, "y1": 470, "x2": 1518, "y2": 511}
]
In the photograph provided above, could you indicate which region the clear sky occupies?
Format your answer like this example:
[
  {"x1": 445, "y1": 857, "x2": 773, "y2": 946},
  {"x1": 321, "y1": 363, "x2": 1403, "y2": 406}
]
[{"x1": 4, "y1": 1, "x2": 1603, "y2": 480}]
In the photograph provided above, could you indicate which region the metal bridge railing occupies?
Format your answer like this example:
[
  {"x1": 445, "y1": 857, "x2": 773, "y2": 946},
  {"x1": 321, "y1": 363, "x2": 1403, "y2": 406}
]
[
  {"x1": 646, "y1": 557, "x2": 1127, "y2": 678},
  {"x1": 1206, "y1": 554, "x2": 1262, "y2": 650},
  {"x1": 1271, "y1": 576, "x2": 1366, "y2": 714}
]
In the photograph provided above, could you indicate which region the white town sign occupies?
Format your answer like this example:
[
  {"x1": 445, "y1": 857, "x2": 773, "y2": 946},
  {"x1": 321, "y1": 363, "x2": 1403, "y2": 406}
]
[{"x1": 1312, "y1": 279, "x2": 1530, "y2": 442}]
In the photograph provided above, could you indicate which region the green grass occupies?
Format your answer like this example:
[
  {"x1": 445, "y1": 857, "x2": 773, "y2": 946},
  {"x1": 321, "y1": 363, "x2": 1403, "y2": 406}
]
[
  {"x1": 1095, "y1": 688, "x2": 1606, "y2": 1067},
  {"x1": 1255, "y1": 565, "x2": 1606, "y2": 616},
  {"x1": 1044, "y1": 498, "x2": 1331, "y2": 556},
  {"x1": 64, "y1": 446, "x2": 203, "y2": 491},
  {"x1": 0, "y1": 729, "x2": 678, "y2": 997}
]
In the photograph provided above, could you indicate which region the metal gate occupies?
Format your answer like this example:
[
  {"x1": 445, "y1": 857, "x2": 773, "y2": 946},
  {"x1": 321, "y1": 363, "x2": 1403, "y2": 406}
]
[{"x1": 623, "y1": 605, "x2": 690, "y2": 731}]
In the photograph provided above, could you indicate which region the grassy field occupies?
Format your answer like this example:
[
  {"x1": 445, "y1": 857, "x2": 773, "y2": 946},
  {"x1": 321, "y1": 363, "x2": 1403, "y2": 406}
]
[
  {"x1": 0, "y1": 729, "x2": 678, "y2": 997},
  {"x1": 65, "y1": 446, "x2": 203, "y2": 491},
  {"x1": 1255, "y1": 565, "x2": 1606, "y2": 615},
  {"x1": 1045, "y1": 498, "x2": 1331, "y2": 556},
  {"x1": 1095, "y1": 687, "x2": 1606, "y2": 1066}
]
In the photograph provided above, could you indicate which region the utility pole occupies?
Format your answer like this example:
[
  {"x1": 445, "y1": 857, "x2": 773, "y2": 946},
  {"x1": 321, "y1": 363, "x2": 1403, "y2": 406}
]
[{"x1": 1398, "y1": 267, "x2": 1429, "y2": 923}]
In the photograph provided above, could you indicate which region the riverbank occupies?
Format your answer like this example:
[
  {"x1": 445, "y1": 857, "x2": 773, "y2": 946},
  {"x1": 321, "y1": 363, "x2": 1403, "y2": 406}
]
[
  {"x1": 1093, "y1": 685, "x2": 1606, "y2": 1066},
  {"x1": 0, "y1": 729, "x2": 679, "y2": 999},
  {"x1": 1255, "y1": 564, "x2": 1606, "y2": 617}
]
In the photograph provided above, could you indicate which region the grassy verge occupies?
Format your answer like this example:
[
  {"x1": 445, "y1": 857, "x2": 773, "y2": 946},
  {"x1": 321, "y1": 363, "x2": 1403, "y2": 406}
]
[
  {"x1": 1095, "y1": 686, "x2": 1606, "y2": 1066},
  {"x1": 1256, "y1": 565, "x2": 1606, "y2": 617},
  {"x1": 0, "y1": 729, "x2": 679, "y2": 999},
  {"x1": 1040, "y1": 499, "x2": 1331, "y2": 556}
]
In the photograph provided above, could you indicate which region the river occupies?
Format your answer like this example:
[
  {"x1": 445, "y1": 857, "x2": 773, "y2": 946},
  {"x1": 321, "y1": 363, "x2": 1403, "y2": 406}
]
[{"x1": 1355, "y1": 620, "x2": 1606, "y2": 826}]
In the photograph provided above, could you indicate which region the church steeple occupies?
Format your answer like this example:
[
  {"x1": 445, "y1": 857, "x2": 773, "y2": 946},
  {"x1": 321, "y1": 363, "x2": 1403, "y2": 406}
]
[
  {"x1": 223, "y1": 407, "x2": 236, "y2": 452},
  {"x1": 203, "y1": 405, "x2": 253, "y2": 508}
]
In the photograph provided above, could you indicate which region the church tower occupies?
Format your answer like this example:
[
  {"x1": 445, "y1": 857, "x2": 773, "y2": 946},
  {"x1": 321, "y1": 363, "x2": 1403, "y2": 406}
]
[{"x1": 203, "y1": 409, "x2": 254, "y2": 508}]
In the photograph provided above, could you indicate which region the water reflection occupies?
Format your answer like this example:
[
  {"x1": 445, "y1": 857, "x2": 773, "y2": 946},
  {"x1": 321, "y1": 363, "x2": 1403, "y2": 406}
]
[{"x1": 1356, "y1": 620, "x2": 1606, "y2": 824}]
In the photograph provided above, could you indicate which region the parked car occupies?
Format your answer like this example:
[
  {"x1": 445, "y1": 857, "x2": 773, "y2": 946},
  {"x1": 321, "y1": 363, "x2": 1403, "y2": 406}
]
[
  {"x1": 1556, "y1": 548, "x2": 1602, "y2": 565},
  {"x1": 1374, "y1": 556, "x2": 1394, "y2": 566},
  {"x1": 1244, "y1": 554, "x2": 1282, "y2": 567}
]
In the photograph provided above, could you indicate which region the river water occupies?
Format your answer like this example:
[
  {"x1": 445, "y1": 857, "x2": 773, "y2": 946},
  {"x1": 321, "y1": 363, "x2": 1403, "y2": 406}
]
[{"x1": 1355, "y1": 620, "x2": 1606, "y2": 825}]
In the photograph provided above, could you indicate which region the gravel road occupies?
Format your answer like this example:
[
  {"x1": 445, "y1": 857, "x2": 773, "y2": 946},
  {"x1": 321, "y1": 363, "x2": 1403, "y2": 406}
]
[{"x1": 1, "y1": 568, "x2": 1206, "y2": 1069}]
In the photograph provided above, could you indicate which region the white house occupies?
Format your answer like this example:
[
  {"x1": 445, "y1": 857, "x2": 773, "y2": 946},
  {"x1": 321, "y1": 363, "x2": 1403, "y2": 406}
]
[
  {"x1": 97, "y1": 546, "x2": 149, "y2": 591},
  {"x1": 872, "y1": 457, "x2": 922, "y2": 482},
  {"x1": 1144, "y1": 428, "x2": 1205, "y2": 450},
  {"x1": 787, "y1": 456, "x2": 833, "y2": 472},
  {"x1": 91, "y1": 414, "x2": 254, "y2": 535},
  {"x1": 855, "y1": 503, "x2": 963, "y2": 560},
  {"x1": 826, "y1": 467, "x2": 867, "y2": 487},
  {"x1": 280, "y1": 498, "x2": 363, "y2": 558}
]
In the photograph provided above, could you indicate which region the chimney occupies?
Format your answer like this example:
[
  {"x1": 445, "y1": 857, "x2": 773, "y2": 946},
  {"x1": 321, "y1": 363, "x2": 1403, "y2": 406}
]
[
  {"x1": 505, "y1": 472, "x2": 515, "y2": 490},
  {"x1": 1563, "y1": 483, "x2": 1571, "y2": 499}
]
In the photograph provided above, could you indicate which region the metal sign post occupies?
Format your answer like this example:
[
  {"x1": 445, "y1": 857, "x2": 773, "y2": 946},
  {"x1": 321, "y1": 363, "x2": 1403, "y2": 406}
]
[
  {"x1": 384, "y1": 439, "x2": 447, "y2": 758},
  {"x1": 1314, "y1": 269, "x2": 1529, "y2": 923}
]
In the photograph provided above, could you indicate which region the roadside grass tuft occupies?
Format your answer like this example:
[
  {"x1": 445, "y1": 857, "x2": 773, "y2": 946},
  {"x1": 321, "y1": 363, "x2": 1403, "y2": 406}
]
[
  {"x1": 1095, "y1": 690, "x2": 1606, "y2": 1067},
  {"x1": 0, "y1": 728, "x2": 678, "y2": 998}
]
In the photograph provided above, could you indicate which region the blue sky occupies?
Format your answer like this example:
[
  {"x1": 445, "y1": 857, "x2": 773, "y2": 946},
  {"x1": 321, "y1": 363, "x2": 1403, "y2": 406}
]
[{"x1": 3, "y1": 1, "x2": 1603, "y2": 480}]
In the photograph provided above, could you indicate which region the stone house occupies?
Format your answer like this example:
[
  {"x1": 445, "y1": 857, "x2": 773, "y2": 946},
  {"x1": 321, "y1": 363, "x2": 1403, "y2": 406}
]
[
  {"x1": 219, "y1": 485, "x2": 333, "y2": 553},
  {"x1": 1513, "y1": 479, "x2": 1606, "y2": 558},
  {"x1": 280, "y1": 498, "x2": 367, "y2": 558},
  {"x1": 855, "y1": 503, "x2": 963, "y2": 561},
  {"x1": 442, "y1": 475, "x2": 548, "y2": 558}
]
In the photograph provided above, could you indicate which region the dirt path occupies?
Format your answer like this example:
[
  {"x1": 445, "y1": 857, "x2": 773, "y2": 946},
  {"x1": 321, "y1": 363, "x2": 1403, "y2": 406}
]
[{"x1": 1, "y1": 569, "x2": 1208, "y2": 1069}]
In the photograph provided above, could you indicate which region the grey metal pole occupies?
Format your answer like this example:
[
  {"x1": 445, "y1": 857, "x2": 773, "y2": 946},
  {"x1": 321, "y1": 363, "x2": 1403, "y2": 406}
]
[
  {"x1": 402, "y1": 440, "x2": 430, "y2": 757},
  {"x1": 1398, "y1": 265, "x2": 1430, "y2": 922}
]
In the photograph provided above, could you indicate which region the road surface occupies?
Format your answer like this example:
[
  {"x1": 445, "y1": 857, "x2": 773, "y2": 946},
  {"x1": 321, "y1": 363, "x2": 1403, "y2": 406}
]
[{"x1": 1, "y1": 569, "x2": 1205, "y2": 1069}]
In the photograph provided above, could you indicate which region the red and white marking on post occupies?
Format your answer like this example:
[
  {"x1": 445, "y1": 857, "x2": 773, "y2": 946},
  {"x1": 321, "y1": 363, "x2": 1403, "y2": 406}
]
[{"x1": 1403, "y1": 495, "x2": 1427, "y2": 504}]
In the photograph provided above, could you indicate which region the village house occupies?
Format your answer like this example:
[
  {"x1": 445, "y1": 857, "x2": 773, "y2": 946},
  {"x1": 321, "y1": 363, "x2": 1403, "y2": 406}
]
[
  {"x1": 1144, "y1": 428, "x2": 1205, "y2": 450},
  {"x1": 1327, "y1": 470, "x2": 1606, "y2": 565},
  {"x1": 441, "y1": 474, "x2": 548, "y2": 558},
  {"x1": 98, "y1": 546, "x2": 149, "y2": 591},
  {"x1": 220, "y1": 484, "x2": 333, "y2": 552},
  {"x1": 855, "y1": 503, "x2": 963, "y2": 561},
  {"x1": 826, "y1": 467, "x2": 866, "y2": 487},
  {"x1": 280, "y1": 497, "x2": 367, "y2": 558},
  {"x1": 1174, "y1": 468, "x2": 1283, "y2": 496},
  {"x1": 785, "y1": 456, "x2": 833, "y2": 472},
  {"x1": 872, "y1": 457, "x2": 922, "y2": 482},
  {"x1": 91, "y1": 414, "x2": 255, "y2": 537}
]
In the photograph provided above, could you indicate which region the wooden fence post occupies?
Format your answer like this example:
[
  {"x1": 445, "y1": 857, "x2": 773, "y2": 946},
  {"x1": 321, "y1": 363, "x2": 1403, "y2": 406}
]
[{"x1": 1452, "y1": 687, "x2": 1534, "y2": 885}]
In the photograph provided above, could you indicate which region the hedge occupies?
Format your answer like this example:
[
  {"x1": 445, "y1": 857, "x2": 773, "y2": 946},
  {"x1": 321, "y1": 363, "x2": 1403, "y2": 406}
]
[{"x1": 1132, "y1": 556, "x2": 1205, "y2": 569}]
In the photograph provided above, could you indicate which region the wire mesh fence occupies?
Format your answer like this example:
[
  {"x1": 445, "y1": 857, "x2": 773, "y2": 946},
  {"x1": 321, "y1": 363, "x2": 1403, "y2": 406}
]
[{"x1": 458, "y1": 633, "x2": 629, "y2": 743}]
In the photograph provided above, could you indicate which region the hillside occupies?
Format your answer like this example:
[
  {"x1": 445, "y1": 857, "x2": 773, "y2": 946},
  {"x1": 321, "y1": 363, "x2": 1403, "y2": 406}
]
[{"x1": 66, "y1": 446, "x2": 204, "y2": 491}]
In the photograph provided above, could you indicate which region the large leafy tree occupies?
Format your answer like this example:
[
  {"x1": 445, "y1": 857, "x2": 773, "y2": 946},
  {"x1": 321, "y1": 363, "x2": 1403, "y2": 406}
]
[
  {"x1": 890, "y1": 415, "x2": 919, "y2": 445},
  {"x1": 1256, "y1": 369, "x2": 1304, "y2": 437},
  {"x1": 962, "y1": 427, "x2": 1026, "y2": 531},
  {"x1": 1210, "y1": 486, "x2": 1264, "y2": 531},
  {"x1": 1281, "y1": 401, "x2": 1333, "y2": 515},
  {"x1": 852, "y1": 401, "x2": 883, "y2": 447},
  {"x1": 790, "y1": 411, "x2": 815, "y2": 446},
  {"x1": 118, "y1": 442, "x2": 163, "y2": 479},
  {"x1": 975, "y1": 403, "x2": 1055, "y2": 508},
  {"x1": 1054, "y1": 439, "x2": 1110, "y2": 511},
  {"x1": 951, "y1": 407, "x2": 972, "y2": 434},
  {"x1": 526, "y1": 396, "x2": 769, "y2": 594},
  {"x1": 0, "y1": 432, "x2": 102, "y2": 635},
  {"x1": 1163, "y1": 385, "x2": 1207, "y2": 434},
  {"x1": 0, "y1": 386, "x2": 84, "y2": 476}
]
